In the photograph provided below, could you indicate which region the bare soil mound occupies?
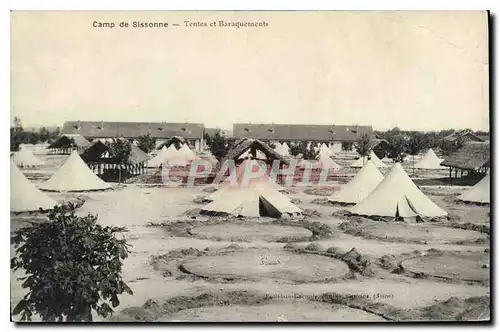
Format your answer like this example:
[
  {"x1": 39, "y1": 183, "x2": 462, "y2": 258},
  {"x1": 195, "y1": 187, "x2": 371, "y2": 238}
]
[
  {"x1": 190, "y1": 224, "x2": 312, "y2": 242},
  {"x1": 180, "y1": 248, "x2": 350, "y2": 283},
  {"x1": 318, "y1": 293, "x2": 490, "y2": 321},
  {"x1": 125, "y1": 169, "x2": 162, "y2": 184},
  {"x1": 340, "y1": 219, "x2": 487, "y2": 245},
  {"x1": 415, "y1": 296, "x2": 490, "y2": 321},
  {"x1": 401, "y1": 252, "x2": 489, "y2": 283},
  {"x1": 304, "y1": 188, "x2": 336, "y2": 196},
  {"x1": 114, "y1": 290, "x2": 489, "y2": 322},
  {"x1": 158, "y1": 218, "x2": 334, "y2": 242},
  {"x1": 165, "y1": 300, "x2": 385, "y2": 322}
]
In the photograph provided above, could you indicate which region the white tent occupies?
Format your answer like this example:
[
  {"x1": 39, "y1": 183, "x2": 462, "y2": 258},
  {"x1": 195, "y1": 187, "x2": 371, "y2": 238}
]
[
  {"x1": 330, "y1": 142, "x2": 343, "y2": 154},
  {"x1": 347, "y1": 163, "x2": 448, "y2": 218},
  {"x1": 274, "y1": 142, "x2": 287, "y2": 156},
  {"x1": 178, "y1": 144, "x2": 198, "y2": 161},
  {"x1": 39, "y1": 151, "x2": 112, "y2": 192},
  {"x1": 316, "y1": 155, "x2": 342, "y2": 170},
  {"x1": 201, "y1": 187, "x2": 301, "y2": 217},
  {"x1": 11, "y1": 161, "x2": 57, "y2": 213},
  {"x1": 275, "y1": 144, "x2": 290, "y2": 157},
  {"x1": 319, "y1": 143, "x2": 334, "y2": 157},
  {"x1": 329, "y1": 160, "x2": 383, "y2": 204},
  {"x1": 239, "y1": 149, "x2": 267, "y2": 160},
  {"x1": 458, "y1": 173, "x2": 490, "y2": 204},
  {"x1": 413, "y1": 149, "x2": 445, "y2": 169},
  {"x1": 11, "y1": 147, "x2": 45, "y2": 168},
  {"x1": 201, "y1": 160, "x2": 296, "y2": 217},
  {"x1": 147, "y1": 144, "x2": 186, "y2": 167},
  {"x1": 205, "y1": 159, "x2": 282, "y2": 202},
  {"x1": 350, "y1": 151, "x2": 388, "y2": 169},
  {"x1": 281, "y1": 142, "x2": 291, "y2": 154}
]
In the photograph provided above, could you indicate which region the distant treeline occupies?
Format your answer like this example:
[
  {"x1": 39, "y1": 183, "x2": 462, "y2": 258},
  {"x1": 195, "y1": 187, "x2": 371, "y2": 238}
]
[{"x1": 10, "y1": 117, "x2": 61, "y2": 151}]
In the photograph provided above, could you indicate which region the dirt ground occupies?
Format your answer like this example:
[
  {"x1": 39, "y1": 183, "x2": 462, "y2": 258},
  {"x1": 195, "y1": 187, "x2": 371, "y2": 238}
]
[{"x1": 10, "y1": 152, "x2": 490, "y2": 322}]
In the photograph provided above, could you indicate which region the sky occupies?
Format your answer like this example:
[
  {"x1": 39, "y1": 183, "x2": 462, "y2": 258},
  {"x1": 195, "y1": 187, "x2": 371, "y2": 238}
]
[{"x1": 11, "y1": 11, "x2": 489, "y2": 131}]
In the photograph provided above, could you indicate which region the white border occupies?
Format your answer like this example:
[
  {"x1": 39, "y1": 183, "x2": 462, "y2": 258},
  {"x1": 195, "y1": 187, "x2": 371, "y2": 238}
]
[{"x1": 3, "y1": 1, "x2": 497, "y2": 332}]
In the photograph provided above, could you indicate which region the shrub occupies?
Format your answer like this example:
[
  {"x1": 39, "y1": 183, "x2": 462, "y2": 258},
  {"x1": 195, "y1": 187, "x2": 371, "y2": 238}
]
[{"x1": 11, "y1": 203, "x2": 133, "y2": 322}]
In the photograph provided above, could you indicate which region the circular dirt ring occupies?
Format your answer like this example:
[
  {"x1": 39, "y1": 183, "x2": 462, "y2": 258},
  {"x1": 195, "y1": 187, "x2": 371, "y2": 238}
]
[
  {"x1": 181, "y1": 249, "x2": 350, "y2": 283},
  {"x1": 354, "y1": 222, "x2": 487, "y2": 244},
  {"x1": 163, "y1": 300, "x2": 385, "y2": 322},
  {"x1": 190, "y1": 224, "x2": 312, "y2": 242},
  {"x1": 402, "y1": 252, "x2": 489, "y2": 282}
]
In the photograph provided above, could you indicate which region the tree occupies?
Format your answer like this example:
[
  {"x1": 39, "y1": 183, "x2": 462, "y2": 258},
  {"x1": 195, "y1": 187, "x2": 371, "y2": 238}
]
[
  {"x1": 386, "y1": 135, "x2": 408, "y2": 163},
  {"x1": 341, "y1": 141, "x2": 353, "y2": 151},
  {"x1": 289, "y1": 142, "x2": 319, "y2": 160},
  {"x1": 439, "y1": 136, "x2": 466, "y2": 156},
  {"x1": 11, "y1": 128, "x2": 21, "y2": 152},
  {"x1": 13, "y1": 116, "x2": 23, "y2": 131},
  {"x1": 28, "y1": 132, "x2": 40, "y2": 145},
  {"x1": 407, "y1": 133, "x2": 426, "y2": 176},
  {"x1": 438, "y1": 129, "x2": 455, "y2": 139},
  {"x1": 109, "y1": 138, "x2": 132, "y2": 183},
  {"x1": 206, "y1": 129, "x2": 230, "y2": 162},
  {"x1": 355, "y1": 134, "x2": 371, "y2": 165},
  {"x1": 11, "y1": 203, "x2": 133, "y2": 322},
  {"x1": 386, "y1": 127, "x2": 401, "y2": 137},
  {"x1": 136, "y1": 134, "x2": 156, "y2": 154}
]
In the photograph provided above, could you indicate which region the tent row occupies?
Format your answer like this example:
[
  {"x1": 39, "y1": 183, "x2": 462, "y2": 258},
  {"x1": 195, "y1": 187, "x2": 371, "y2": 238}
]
[
  {"x1": 147, "y1": 143, "x2": 199, "y2": 168},
  {"x1": 11, "y1": 151, "x2": 112, "y2": 213},
  {"x1": 329, "y1": 160, "x2": 449, "y2": 219}
]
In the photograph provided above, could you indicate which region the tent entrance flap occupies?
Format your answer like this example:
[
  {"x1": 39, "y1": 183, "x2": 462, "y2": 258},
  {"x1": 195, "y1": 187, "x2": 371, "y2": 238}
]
[{"x1": 259, "y1": 196, "x2": 282, "y2": 218}]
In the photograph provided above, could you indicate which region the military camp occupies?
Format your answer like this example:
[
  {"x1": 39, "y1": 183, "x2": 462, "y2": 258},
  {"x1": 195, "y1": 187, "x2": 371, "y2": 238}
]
[{"x1": 10, "y1": 11, "x2": 490, "y2": 323}]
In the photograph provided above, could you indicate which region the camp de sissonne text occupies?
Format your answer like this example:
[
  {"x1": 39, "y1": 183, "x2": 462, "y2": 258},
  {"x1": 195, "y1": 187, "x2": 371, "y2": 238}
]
[{"x1": 93, "y1": 20, "x2": 269, "y2": 29}]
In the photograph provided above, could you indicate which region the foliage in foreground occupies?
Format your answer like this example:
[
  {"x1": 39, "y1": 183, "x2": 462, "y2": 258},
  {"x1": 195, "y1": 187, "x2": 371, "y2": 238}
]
[{"x1": 11, "y1": 203, "x2": 133, "y2": 322}]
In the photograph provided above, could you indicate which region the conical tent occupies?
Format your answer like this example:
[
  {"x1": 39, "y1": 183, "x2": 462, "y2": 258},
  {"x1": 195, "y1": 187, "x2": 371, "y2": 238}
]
[
  {"x1": 39, "y1": 151, "x2": 112, "y2": 192},
  {"x1": 178, "y1": 144, "x2": 198, "y2": 161},
  {"x1": 414, "y1": 149, "x2": 445, "y2": 169},
  {"x1": 205, "y1": 159, "x2": 282, "y2": 201},
  {"x1": 347, "y1": 163, "x2": 447, "y2": 218},
  {"x1": 201, "y1": 160, "x2": 298, "y2": 217},
  {"x1": 329, "y1": 160, "x2": 383, "y2": 204},
  {"x1": 458, "y1": 173, "x2": 490, "y2": 204},
  {"x1": 318, "y1": 146, "x2": 334, "y2": 160},
  {"x1": 320, "y1": 143, "x2": 334, "y2": 157},
  {"x1": 316, "y1": 155, "x2": 342, "y2": 170},
  {"x1": 351, "y1": 151, "x2": 388, "y2": 168},
  {"x1": 281, "y1": 142, "x2": 290, "y2": 155},
  {"x1": 11, "y1": 147, "x2": 45, "y2": 167},
  {"x1": 11, "y1": 161, "x2": 57, "y2": 212},
  {"x1": 148, "y1": 144, "x2": 186, "y2": 167},
  {"x1": 275, "y1": 144, "x2": 290, "y2": 157},
  {"x1": 239, "y1": 149, "x2": 267, "y2": 160},
  {"x1": 330, "y1": 142, "x2": 342, "y2": 154}
]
